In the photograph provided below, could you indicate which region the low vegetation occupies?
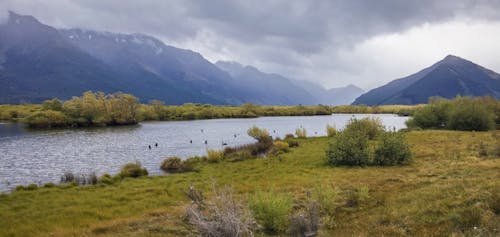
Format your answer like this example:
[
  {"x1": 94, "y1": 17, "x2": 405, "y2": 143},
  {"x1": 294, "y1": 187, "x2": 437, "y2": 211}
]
[
  {"x1": 406, "y1": 96, "x2": 500, "y2": 131},
  {"x1": 326, "y1": 117, "x2": 411, "y2": 167},
  {"x1": 0, "y1": 130, "x2": 499, "y2": 236},
  {"x1": 0, "y1": 91, "x2": 425, "y2": 129},
  {"x1": 118, "y1": 162, "x2": 148, "y2": 178},
  {"x1": 160, "y1": 157, "x2": 195, "y2": 173}
]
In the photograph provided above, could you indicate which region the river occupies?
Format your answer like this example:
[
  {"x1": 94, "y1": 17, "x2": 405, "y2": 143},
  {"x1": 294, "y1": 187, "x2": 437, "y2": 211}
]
[{"x1": 0, "y1": 114, "x2": 408, "y2": 192}]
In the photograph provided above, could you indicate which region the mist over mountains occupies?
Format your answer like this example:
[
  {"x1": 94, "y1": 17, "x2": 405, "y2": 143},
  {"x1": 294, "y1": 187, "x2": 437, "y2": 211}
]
[{"x1": 0, "y1": 11, "x2": 362, "y2": 105}]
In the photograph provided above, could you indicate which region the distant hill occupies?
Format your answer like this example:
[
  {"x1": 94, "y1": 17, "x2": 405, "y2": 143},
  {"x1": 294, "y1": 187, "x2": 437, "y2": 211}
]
[
  {"x1": 291, "y1": 79, "x2": 365, "y2": 105},
  {"x1": 216, "y1": 61, "x2": 364, "y2": 105},
  {"x1": 353, "y1": 55, "x2": 500, "y2": 105},
  {"x1": 215, "y1": 61, "x2": 317, "y2": 105}
]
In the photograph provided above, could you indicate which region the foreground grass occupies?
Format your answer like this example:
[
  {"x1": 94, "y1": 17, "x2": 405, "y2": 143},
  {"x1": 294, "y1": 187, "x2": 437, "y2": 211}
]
[{"x1": 0, "y1": 130, "x2": 499, "y2": 236}]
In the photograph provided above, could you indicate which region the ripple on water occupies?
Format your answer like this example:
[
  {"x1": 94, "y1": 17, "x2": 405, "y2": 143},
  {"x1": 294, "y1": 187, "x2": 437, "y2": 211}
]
[{"x1": 0, "y1": 114, "x2": 408, "y2": 192}]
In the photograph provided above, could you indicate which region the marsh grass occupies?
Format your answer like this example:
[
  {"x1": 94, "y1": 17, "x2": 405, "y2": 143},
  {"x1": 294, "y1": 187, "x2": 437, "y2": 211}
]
[{"x1": 0, "y1": 130, "x2": 499, "y2": 236}]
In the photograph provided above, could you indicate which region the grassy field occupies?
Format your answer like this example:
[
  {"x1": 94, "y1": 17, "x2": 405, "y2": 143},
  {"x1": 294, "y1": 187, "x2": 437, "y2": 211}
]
[{"x1": 0, "y1": 130, "x2": 499, "y2": 236}]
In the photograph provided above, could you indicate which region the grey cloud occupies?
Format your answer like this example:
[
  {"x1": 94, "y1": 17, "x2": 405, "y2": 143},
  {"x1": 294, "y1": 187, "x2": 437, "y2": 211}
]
[{"x1": 1, "y1": 0, "x2": 500, "y2": 89}]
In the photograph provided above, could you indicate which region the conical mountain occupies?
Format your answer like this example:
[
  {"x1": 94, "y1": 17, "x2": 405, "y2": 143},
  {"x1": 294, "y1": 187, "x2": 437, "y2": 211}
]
[{"x1": 353, "y1": 55, "x2": 500, "y2": 105}]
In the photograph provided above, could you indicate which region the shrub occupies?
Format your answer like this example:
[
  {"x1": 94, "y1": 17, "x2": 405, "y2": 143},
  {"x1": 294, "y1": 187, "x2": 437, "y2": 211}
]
[
  {"x1": 344, "y1": 117, "x2": 384, "y2": 140},
  {"x1": 99, "y1": 174, "x2": 114, "y2": 185},
  {"x1": 447, "y1": 97, "x2": 495, "y2": 131},
  {"x1": 407, "y1": 97, "x2": 497, "y2": 131},
  {"x1": 326, "y1": 124, "x2": 337, "y2": 137},
  {"x1": 313, "y1": 184, "x2": 339, "y2": 215},
  {"x1": 273, "y1": 141, "x2": 290, "y2": 153},
  {"x1": 26, "y1": 183, "x2": 38, "y2": 191},
  {"x1": 326, "y1": 130, "x2": 370, "y2": 166},
  {"x1": 24, "y1": 110, "x2": 69, "y2": 128},
  {"x1": 186, "y1": 185, "x2": 257, "y2": 237},
  {"x1": 206, "y1": 149, "x2": 224, "y2": 163},
  {"x1": 247, "y1": 125, "x2": 270, "y2": 142},
  {"x1": 15, "y1": 185, "x2": 26, "y2": 191},
  {"x1": 284, "y1": 134, "x2": 295, "y2": 139},
  {"x1": 160, "y1": 157, "x2": 195, "y2": 173},
  {"x1": 286, "y1": 140, "x2": 300, "y2": 148},
  {"x1": 295, "y1": 128, "x2": 307, "y2": 138},
  {"x1": 249, "y1": 191, "x2": 293, "y2": 234},
  {"x1": 160, "y1": 156, "x2": 183, "y2": 172},
  {"x1": 407, "y1": 101, "x2": 450, "y2": 129},
  {"x1": 119, "y1": 162, "x2": 148, "y2": 178},
  {"x1": 373, "y1": 132, "x2": 412, "y2": 166},
  {"x1": 43, "y1": 182, "x2": 56, "y2": 188}
]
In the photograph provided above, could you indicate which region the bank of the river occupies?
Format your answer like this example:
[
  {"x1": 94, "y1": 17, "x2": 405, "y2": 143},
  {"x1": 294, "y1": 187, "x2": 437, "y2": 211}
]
[
  {"x1": 0, "y1": 101, "x2": 419, "y2": 126},
  {"x1": 0, "y1": 130, "x2": 499, "y2": 236}
]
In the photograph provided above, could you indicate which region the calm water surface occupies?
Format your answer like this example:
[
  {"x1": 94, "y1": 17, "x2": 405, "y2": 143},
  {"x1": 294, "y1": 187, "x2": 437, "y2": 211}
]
[{"x1": 0, "y1": 114, "x2": 408, "y2": 192}]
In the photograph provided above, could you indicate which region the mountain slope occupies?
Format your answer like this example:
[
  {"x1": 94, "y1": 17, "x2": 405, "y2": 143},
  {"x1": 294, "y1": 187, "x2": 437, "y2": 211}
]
[
  {"x1": 215, "y1": 61, "x2": 317, "y2": 105},
  {"x1": 292, "y1": 79, "x2": 365, "y2": 105},
  {"x1": 59, "y1": 29, "x2": 251, "y2": 105},
  {"x1": 0, "y1": 11, "x2": 126, "y2": 103},
  {"x1": 0, "y1": 12, "x2": 249, "y2": 105},
  {"x1": 353, "y1": 55, "x2": 500, "y2": 105}
]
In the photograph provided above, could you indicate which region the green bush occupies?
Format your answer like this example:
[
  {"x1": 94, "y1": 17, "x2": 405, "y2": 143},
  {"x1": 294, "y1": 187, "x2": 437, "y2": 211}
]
[
  {"x1": 273, "y1": 141, "x2": 290, "y2": 153},
  {"x1": 224, "y1": 149, "x2": 254, "y2": 162},
  {"x1": 247, "y1": 125, "x2": 270, "y2": 142},
  {"x1": 326, "y1": 130, "x2": 370, "y2": 166},
  {"x1": 160, "y1": 156, "x2": 183, "y2": 172},
  {"x1": 344, "y1": 117, "x2": 384, "y2": 140},
  {"x1": 249, "y1": 191, "x2": 293, "y2": 234},
  {"x1": 326, "y1": 124, "x2": 337, "y2": 137},
  {"x1": 373, "y1": 132, "x2": 412, "y2": 166},
  {"x1": 206, "y1": 149, "x2": 224, "y2": 163},
  {"x1": 24, "y1": 110, "x2": 69, "y2": 128},
  {"x1": 284, "y1": 134, "x2": 295, "y2": 139},
  {"x1": 313, "y1": 184, "x2": 339, "y2": 215},
  {"x1": 119, "y1": 162, "x2": 148, "y2": 178},
  {"x1": 286, "y1": 140, "x2": 299, "y2": 148},
  {"x1": 407, "y1": 99, "x2": 451, "y2": 129},
  {"x1": 295, "y1": 128, "x2": 307, "y2": 138},
  {"x1": 99, "y1": 174, "x2": 114, "y2": 185},
  {"x1": 407, "y1": 97, "x2": 497, "y2": 131},
  {"x1": 447, "y1": 97, "x2": 495, "y2": 131},
  {"x1": 14, "y1": 184, "x2": 41, "y2": 191},
  {"x1": 43, "y1": 182, "x2": 56, "y2": 188}
]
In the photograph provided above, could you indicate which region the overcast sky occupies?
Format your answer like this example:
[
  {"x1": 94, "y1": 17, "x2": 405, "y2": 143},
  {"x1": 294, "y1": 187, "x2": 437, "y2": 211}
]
[{"x1": 2, "y1": 0, "x2": 500, "y2": 90}]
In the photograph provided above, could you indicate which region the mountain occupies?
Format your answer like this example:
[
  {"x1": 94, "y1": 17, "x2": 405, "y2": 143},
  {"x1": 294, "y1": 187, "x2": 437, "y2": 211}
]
[
  {"x1": 216, "y1": 61, "x2": 365, "y2": 105},
  {"x1": 291, "y1": 79, "x2": 364, "y2": 105},
  {"x1": 215, "y1": 61, "x2": 317, "y2": 105},
  {"x1": 0, "y1": 11, "x2": 249, "y2": 104},
  {"x1": 59, "y1": 29, "x2": 252, "y2": 105},
  {"x1": 0, "y1": 11, "x2": 127, "y2": 103},
  {"x1": 1, "y1": 11, "x2": 364, "y2": 105},
  {"x1": 353, "y1": 55, "x2": 500, "y2": 105}
]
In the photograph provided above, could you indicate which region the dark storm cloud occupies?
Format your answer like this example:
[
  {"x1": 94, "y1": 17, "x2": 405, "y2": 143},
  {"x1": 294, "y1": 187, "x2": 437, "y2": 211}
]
[{"x1": 1, "y1": 0, "x2": 500, "y2": 88}]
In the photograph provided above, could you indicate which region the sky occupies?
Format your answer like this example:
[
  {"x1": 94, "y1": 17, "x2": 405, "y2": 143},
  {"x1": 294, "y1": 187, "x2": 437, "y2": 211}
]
[{"x1": 1, "y1": 0, "x2": 500, "y2": 90}]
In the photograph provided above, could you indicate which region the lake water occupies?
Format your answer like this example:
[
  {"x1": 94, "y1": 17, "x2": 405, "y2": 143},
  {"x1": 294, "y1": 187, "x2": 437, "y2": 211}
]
[{"x1": 0, "y1": 114, "x2": 408, "y2": 192}]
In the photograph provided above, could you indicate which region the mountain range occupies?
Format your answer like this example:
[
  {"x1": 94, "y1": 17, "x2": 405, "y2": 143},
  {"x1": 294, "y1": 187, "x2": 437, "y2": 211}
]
[
  {"x1": 353, "y1": 55, "x2": 500, "y2": 105},
  {"x1": 0, "y1": 11, "x2": 362, "y2": 105}
]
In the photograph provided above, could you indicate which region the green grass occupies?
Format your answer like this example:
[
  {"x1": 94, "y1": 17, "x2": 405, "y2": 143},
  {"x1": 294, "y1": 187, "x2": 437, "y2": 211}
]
[{"x1": 0, "y1": 130, "x2": 499, "y2": 236}]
